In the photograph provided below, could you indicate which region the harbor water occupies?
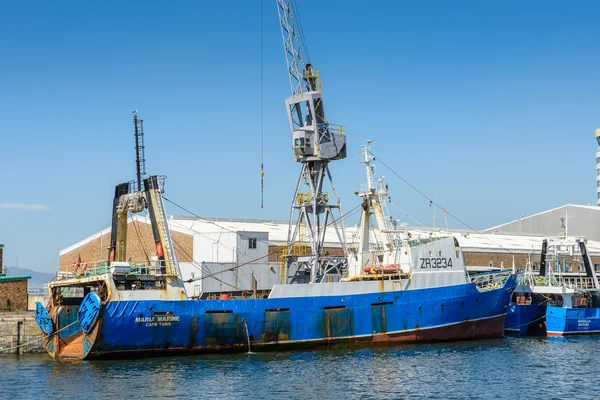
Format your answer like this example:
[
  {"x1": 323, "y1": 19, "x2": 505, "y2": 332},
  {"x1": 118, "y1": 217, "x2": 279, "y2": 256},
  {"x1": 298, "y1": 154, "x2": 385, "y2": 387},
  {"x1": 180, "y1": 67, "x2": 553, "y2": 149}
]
[{"x1": 1, "y1": 337, "x2": 600, "y2": 399}]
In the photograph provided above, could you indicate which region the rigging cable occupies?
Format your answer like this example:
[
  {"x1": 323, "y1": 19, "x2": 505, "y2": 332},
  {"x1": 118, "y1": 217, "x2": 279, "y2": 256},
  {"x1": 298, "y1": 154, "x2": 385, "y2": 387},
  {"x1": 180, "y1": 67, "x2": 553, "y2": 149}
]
[
  {"x1": 164, "y1": 195, "x2": 361, "y2": 249},
  {"x1": 163, "y1": 196, "x2": 362, "y2": 279},
  {"x1": 369, "y1": 151, "x2": 515, "y2": 255},
  {"x1": 389, "y1": 202, "x2": 428, "y2": 229},
  {"x1": 0, "y1": 320, "x2": 79, "y2": 353},
  {"x1": 260, "y1": 0, "x2": 265, "y2": 208},
  {"x1": 291, "y1": 0, "x2": 311, "y2": 63},
  {"x1": 131, "y1": 217, "x2": 151, "y2": 264},
  {"x1": 60, "y1": 213, "x2": 115, "y2": 273}
]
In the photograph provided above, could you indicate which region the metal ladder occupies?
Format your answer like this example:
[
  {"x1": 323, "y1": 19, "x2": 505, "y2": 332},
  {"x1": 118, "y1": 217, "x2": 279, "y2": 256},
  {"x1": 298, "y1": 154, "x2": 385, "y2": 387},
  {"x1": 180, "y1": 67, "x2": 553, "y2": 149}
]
[{"x1": 149, "y1": 187, "x2": 179, "y2": 277}]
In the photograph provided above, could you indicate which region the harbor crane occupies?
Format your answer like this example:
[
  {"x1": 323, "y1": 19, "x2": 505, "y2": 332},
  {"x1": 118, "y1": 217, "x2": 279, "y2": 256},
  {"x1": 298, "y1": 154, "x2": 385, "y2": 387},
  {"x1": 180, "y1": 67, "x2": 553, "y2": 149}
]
[{"x1": 276, "y1": 0, "x2": 348, "y2": 283}]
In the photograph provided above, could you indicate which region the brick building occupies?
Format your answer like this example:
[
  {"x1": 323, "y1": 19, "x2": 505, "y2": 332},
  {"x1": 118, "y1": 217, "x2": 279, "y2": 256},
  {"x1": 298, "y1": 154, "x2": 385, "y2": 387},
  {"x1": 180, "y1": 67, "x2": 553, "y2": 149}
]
[
  {"x1": 0, "y1": 276, "x2": 31, "y2": 312},
  {"x1": 61, "y1": 215, "x2": 348, "y2": 270},
  {"x1": 0, "y1": 244, "x2": 31, "y2": 312},
  {"x1": 60, "y1": 219, "x2": 193, "y2": 271}
]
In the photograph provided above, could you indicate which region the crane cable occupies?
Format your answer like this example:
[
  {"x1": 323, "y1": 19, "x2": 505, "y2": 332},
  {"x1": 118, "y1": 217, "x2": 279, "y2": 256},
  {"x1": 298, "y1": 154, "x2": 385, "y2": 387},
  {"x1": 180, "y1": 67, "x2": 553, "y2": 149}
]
[{"x1": 260, "y1": 0, "x2": 265, "y2": 208}]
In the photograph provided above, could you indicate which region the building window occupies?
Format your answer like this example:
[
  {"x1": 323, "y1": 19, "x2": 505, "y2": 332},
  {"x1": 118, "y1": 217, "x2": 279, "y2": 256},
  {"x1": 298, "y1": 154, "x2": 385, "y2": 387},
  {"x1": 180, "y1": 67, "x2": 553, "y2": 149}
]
[
  {"x1": 248, "y1": 238, "x2": 257, "y2": 249},
  {"x1": 594, "y1": 264, "x2": 600, "y2": 272}
]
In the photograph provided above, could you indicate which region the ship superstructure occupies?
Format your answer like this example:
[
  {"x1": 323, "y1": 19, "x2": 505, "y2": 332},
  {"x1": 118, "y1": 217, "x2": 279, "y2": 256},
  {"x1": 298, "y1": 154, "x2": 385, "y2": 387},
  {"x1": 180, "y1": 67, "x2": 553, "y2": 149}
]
[{"x1": 346, "y1": 141, "x2": 476, "y2": 291}]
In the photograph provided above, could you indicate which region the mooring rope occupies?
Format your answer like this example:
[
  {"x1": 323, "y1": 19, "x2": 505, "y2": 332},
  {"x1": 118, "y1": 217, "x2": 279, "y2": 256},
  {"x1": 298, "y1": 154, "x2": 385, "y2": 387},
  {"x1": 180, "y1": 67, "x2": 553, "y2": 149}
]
[
  {"x1": 0, "y1": 320, "x2": 79, "y2": 353},
  {"x1": 505, "y1": 299, "x2": 550, "y2": 330}
]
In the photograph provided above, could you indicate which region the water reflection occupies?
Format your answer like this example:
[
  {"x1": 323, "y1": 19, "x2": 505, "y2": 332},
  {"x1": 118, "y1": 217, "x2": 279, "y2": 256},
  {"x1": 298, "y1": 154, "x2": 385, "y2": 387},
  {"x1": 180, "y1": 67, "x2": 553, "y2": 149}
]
[{"x1": 1, "y1": 337, "x2": 599, "y2": 399}]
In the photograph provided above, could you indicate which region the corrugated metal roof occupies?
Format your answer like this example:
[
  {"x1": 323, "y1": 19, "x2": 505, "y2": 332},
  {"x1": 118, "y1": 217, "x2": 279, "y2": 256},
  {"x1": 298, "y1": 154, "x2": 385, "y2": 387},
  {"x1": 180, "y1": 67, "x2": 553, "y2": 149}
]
[
  {"x1": 60, "y1": 213, "x2": 600, "y2": 257},
  {"x1": 484, "y1": 204, "x2": 600, "y2": 242}
]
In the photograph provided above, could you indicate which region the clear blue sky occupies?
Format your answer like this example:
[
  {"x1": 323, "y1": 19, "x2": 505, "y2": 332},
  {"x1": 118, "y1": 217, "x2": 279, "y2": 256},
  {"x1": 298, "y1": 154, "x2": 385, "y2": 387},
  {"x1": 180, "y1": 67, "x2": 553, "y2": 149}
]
[{"x1": 2, "y1": 0, "x2": 600, "y2": 273}]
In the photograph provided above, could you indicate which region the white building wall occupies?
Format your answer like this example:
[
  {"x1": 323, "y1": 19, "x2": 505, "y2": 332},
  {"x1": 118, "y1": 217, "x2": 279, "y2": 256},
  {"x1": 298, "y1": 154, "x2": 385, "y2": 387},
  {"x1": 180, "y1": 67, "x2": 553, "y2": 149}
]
[
  {"x1": 188, "y1": 229, "x2": 274, "y2": 296},
  {"x1": 178, "y1": 262, "x2": 199, "y2": 297},
  {"x1": 235, "y1": 232, "x2": 269, "y2": 264},
  {"x1": 192, "y1": 231, "x2": 239, "y2": 263}
]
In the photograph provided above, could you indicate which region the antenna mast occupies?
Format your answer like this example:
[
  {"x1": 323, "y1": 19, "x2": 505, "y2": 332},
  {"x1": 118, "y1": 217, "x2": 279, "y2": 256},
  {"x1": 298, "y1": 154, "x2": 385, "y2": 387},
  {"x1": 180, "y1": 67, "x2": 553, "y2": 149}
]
[{"x1": 133, "y1": 110, "x2": 146, "y2": 192}]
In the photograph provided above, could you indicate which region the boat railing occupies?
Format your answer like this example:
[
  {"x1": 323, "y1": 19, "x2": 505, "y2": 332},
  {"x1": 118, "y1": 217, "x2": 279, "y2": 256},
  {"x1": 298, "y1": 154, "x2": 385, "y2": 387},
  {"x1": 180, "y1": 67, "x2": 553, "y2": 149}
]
[
  {"x1": 559, "y1": 276, "x2": 597, "y2": 290},
  {"x1": 328, "y1": 123, "x2": 345, "y2": 136},
  {"x1": 520, "y1": 274, "x2": 597, "y2": 290},
  {"x1": 470, "y1": 271, "x2": 512, "y2": 292},
  {"x1": 56, "y1": 260, "x2": 170, "y2": 280},
  {"x1": 519, "y1": 275, "x2": 559, "y2": 287}
]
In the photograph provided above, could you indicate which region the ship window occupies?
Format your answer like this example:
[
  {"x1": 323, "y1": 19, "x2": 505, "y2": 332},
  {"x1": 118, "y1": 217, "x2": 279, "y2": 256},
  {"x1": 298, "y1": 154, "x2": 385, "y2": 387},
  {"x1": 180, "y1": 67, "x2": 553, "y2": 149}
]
[{"x1": 248, "y1": 238, "x2": 257, "y2": 249}]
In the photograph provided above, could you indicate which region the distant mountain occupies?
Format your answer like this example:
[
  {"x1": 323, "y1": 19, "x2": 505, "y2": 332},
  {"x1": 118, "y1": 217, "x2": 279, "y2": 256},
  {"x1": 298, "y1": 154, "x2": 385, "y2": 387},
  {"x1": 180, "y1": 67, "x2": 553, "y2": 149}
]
[{"x1": 4, "y1": 266, "x2": 55, "y2": 289}]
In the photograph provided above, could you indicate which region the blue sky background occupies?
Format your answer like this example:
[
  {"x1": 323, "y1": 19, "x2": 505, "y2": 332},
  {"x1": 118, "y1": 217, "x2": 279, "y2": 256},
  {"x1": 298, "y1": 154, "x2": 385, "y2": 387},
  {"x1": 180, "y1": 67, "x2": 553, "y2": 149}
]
[{"x1": 1, "y1": 0, "x2": 600, "y2": 273}]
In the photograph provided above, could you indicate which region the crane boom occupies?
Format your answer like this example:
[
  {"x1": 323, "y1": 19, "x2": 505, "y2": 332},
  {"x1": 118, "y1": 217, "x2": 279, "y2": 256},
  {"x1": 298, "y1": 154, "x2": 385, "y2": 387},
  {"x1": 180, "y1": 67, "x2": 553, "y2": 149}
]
[
  {"x1": 275, "y1": 0, "x2": 348, "y2": 283},
  {"x1": 276, "y1": 0, "x2": 309, "y2": 97}
]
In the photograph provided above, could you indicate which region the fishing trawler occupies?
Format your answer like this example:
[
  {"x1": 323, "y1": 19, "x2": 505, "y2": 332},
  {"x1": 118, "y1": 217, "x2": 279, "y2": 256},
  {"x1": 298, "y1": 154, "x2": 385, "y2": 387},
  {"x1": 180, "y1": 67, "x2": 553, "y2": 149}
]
[
  {"x1": 504, "y1": 237, "x2": 600, "y2": 336},
  {"x1": 34, "y1": 141, "x2": 518, "y2": 360},
  {"x1": 34, "y1": 0, "x2": 518, "y2": 360}
]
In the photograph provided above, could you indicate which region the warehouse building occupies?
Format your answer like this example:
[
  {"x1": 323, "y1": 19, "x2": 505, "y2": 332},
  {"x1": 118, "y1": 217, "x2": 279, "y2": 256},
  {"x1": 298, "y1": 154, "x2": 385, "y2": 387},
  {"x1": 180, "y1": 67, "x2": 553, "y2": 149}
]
[
  {"x1": 59, "y1": 207, "x2": 600, "y2": 297},
  {"x1": 484, "y1": 204, "x2": 600, "y2": 241},
  {"x1": 60, "y1": 215, "x2": 347, "y2": 298}
]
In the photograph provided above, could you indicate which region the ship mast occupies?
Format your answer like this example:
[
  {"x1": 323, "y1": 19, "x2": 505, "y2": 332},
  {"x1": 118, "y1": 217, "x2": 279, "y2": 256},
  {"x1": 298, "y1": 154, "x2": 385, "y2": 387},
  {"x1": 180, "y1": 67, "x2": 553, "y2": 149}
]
[
  {"x1": 276, "y1": 0, "x2": 348, "y2": 283},
  {"x1": 349, "y1": 141, "x2": 397, "y2": 277},
  {"x1": 133, "y1": 110, "x2": 146, "y2": 192},
  {"x1": 107, "y1": 112, "x2": 183, "y2": 290}
]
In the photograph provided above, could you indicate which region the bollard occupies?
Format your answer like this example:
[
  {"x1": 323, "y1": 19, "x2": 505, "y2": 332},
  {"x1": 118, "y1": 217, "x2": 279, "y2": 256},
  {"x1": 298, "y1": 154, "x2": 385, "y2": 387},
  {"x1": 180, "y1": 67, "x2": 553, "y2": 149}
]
[{"x1": 16, "y1": 321, "x2": 23, "y2": 355}]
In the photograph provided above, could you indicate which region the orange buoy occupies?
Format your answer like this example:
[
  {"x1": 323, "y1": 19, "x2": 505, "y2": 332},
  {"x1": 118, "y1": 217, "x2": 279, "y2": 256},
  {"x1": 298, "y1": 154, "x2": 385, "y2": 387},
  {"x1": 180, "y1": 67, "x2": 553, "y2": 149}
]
[{"x1": 219, "y1": 293, "x2": 230, "y2": 300}]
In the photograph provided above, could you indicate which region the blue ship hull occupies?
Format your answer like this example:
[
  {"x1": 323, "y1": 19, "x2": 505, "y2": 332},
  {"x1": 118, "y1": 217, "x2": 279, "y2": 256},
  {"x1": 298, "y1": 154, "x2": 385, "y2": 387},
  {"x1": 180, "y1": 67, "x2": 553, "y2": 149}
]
[
  {"x1": 47, "y1": 275, "x2": 517, "y2": 359},
  {"x1": 505, "y1": 304, "x2": 600, "y2": 336},
  {"x1": 504, "y1": 303, "x2": 546, "y2": 336},
  {"x1": 546, "y1": 306, "x2": 600, "y2": 336}
]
